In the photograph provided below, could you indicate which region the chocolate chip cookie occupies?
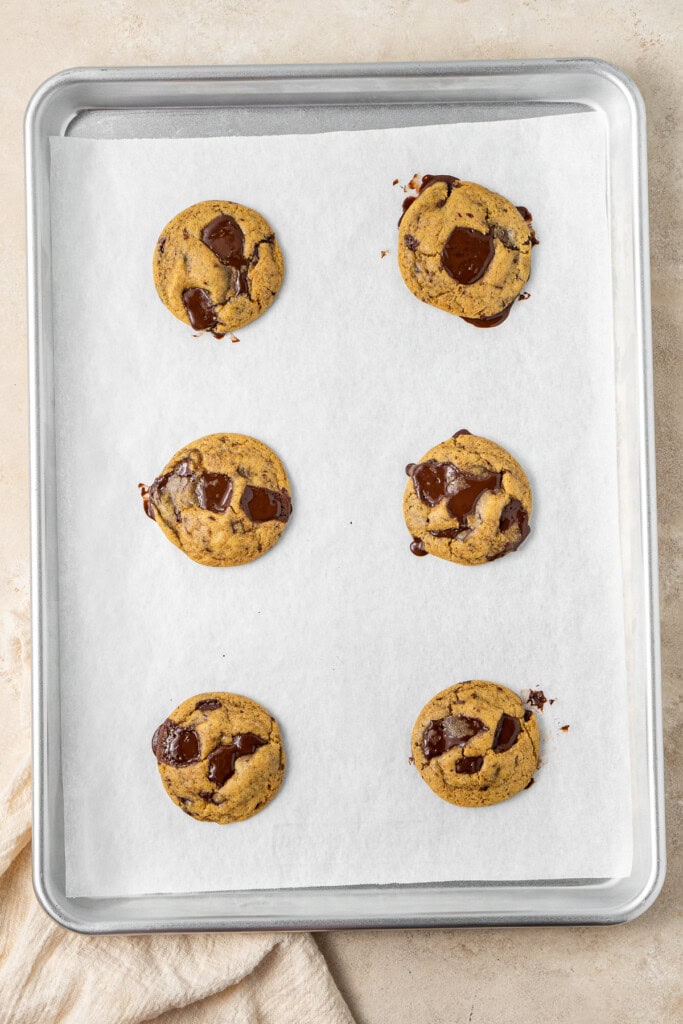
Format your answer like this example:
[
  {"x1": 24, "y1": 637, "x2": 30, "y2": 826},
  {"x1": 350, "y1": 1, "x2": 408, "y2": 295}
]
[
  {"x1": 398, "y1": 175, "x2": 535, "y2": 326},
  {"x1": 140, "y1": 433, "x2": 292, "y2": 567},
  {"x1": 403, "y1": 429, "x2": 531, "y2": 564},
  {"x1": 411, "y1": 681, "x2": 540, "y2": 807},
  {"x1": 152, "y1": 692, "x2": 285, "y2": 823},
  {"x1": 153, "y1": 200, "x2": 284, "y2": 335}
]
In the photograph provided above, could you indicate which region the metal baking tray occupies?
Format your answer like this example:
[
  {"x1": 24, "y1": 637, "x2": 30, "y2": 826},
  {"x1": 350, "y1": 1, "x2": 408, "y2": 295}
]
[{"x1": 27, "y1": 59, "x2": 664, "y2": 932}]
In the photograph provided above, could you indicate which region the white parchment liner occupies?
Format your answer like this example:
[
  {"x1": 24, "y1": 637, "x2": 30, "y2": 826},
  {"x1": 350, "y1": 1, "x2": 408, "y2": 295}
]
[{"x1": 49, "y1": 113, "x2": 632, "y2": 898}]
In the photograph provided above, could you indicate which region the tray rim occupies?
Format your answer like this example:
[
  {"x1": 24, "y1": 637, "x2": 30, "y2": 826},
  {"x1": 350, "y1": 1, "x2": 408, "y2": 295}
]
[{"x1": 26, "y1": 57, "x2": 665, "y2": 933}]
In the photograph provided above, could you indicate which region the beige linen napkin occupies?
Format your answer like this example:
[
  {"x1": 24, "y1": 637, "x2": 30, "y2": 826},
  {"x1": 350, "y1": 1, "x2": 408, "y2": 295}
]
[{"x1": 0, "y1": 570, "x2": 355, "y2": 1023}]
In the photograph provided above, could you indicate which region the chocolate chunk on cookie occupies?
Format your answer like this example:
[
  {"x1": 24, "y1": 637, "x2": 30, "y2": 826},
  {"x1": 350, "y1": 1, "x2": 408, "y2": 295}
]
[
  {"x1": 153, "y1": 200, "x2": 284, "y2": 335},
  {"x1": 403, "y1": 429, "x2": 531, "y2": 565},
  {"x1": 152, "y1": 692, "x2": 285, "y2": 823},
  {"x1": 411, "y1": 681, "x2": 540, "y2": 807},
  {"x1": 397, "y1": 176, "x2": 535, "y2": 325},
  {"x1": 140, "y1": 433, "x2": 292, "y2": 567}
]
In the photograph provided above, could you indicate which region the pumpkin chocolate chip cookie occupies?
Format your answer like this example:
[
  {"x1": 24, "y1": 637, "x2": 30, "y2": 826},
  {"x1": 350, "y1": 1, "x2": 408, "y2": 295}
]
[
  {"x1": 403, "y1": 429, "x2": 531, "y2": 564},
  {"x1": 153, "y1": 200, "x2": 284, "y2": 336},
  {"x1": 140, "y1": 433, "x2": 292, "y2": 567},
  {"x1": 152, "y1": 692, "x2": 285, "y2": 823},
  {"x1": 398, "y1": 175, "x2": 535, "y2": 326},
  {"x1": 411, "y1": 681, "x2": 540, "y2": 807}
]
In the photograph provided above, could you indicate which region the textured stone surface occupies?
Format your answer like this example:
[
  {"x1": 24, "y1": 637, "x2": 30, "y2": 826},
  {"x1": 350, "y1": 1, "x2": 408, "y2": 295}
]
[{"x1": 3, "y1": 1, "x2": 681, "y2": 1021}]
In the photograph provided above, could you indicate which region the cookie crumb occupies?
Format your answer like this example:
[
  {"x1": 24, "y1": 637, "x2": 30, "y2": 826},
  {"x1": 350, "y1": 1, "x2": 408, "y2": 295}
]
[
  {"x1": 523, "y1": 689, "x2": 548, "y2": 711},
  {"x1": 404, "y1": 173, "x2": 421, "y2": 193},
  {"x1": 380, "y1": 250, "x2": 389, "y2": 258},
  {"x1": 560, "y1": 724, "x2": 570, "y2": 732},
  {"x1": 408, "y1": 756, "x2": 415, "y2": 765},
  {"x1": 518, "y1": 292, "x2": 531, "y2": 301},
  {"x1": 230, "y1": 334, "x2": 240, "y2": 343},
  {"x1": 392, "y1": 178, "x2": 399, "y2": 186}
]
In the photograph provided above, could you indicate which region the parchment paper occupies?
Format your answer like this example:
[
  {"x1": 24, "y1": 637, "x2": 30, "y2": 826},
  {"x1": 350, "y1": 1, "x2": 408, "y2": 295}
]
[{"x1": 49, "y1": 112, "x2": 632, "y2": 899}]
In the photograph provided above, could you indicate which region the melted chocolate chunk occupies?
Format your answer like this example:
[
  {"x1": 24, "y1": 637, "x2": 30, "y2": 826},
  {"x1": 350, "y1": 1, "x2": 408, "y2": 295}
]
[
  {"x1": 461, "y1": 303, "x2": 513, "y2": 328},
  {"x1": 516, "y1": 206, "x2": 539, "y2": 245},
  {"x1": 524, "y1": 709, "x2": 533, "y2": 722},
  {"x1": 422, "y1": 716, "x2": 488, "y2": 760},
  {"x1": 152, "y1": 720, "x2": 200, "y2": 766},
  {"x1": 445, "y1": 471, "x2": 502, "y2": 521},
  {"x1": 524, "y1": 777, "x2": 536, "y2": 790},
  {"x1": 403, "y1": 233, "x2": 419, "y2": 250},
  {"x1": 195, "y1": 698, "x2": 222, "y2": 711},
  {"x1": 420, "y1": 173, "x2": 460, "y2": 193},
  {"x1": 142, "y1": 460, "x2": 238, "y2": 523},
  {"x1": 398, "y1": 196, "x2": 416, "y2": 226},
  {"x1": 455, "y1": 755, "x2": 483, "y2": 775},
  {"x1": 442, "y1": 226, "x2": 495, "y2": 285},
  {"x1": 526, "y1": 689, "x2": 547, "y2": 711},
  {"x1": 409, "y1": 460, "x2": 502, "y2": 525},
  {"x1": 492, "y1": 714, "x2": 521, "y2": 753},
  {"x1": 452, "y1": 429, "x2": 471, "y2": 439},
  {"x1": 196, "y1": 473, "x2": 233, "y2": 513},
  {"x1": 201, "y1": 214, "x2": 250, "y2": 296},
  {"x1": 142, "y1": 459, "x2": 195, "y2": 524},
  {"x1": 201, "y1": 214, "x2": 244, "y2": 262},
  {"x1": 173, "y1": 459, "x2": 194, "y2": 478},
  {"x1": 499, "y1": 499, "x2": 531, "y2": 549},
  {"x1": 241, "y1": 485, "x2": 291, "y2": 524},
  {"x1": 138, "y1": 484, "x2": 154, "y2": 520},
  {"x1": 207, "y1": 733, "x2": 266, "y2": 787},
  {"x1": 182, "y1": 288, "x2": 217, "y2": 331},
  {"x1": 410, "y1": 461, "x2": 458, "y2": 506},
  {"x1": 410, "y1": 537, "x2": 427, "y2": 556}
]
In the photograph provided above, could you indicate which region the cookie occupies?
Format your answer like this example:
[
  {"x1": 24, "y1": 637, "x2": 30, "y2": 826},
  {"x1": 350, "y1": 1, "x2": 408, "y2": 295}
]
[
  {"x1": 411, "y1": 681, "x2": 540, "y2": 807},
  {"x1": 153, "y1": 200, "x2": 284, "y2": 335},
  {"x1": 140, "y1": 433, "x2": 292, "y2": 567},
  {"x1": 152, "y1": 692, "x2": 285, "y2": 823},
  {"x1": 398, "y1": 175, "x2": 535, "y2": 326},
  {"x1": 403, "y1": 429, "x2": 531, "y2": 565}
]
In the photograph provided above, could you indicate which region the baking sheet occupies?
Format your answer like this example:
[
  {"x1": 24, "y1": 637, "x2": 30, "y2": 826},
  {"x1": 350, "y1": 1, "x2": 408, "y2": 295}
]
[{"x1": 49, "y1": 112, "x2": 632, "y2": 899}]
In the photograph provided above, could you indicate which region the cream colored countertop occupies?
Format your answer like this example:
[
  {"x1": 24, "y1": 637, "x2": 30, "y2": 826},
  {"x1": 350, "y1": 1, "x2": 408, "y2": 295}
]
[{"x1": 2, "y1": 2, "x2": 681, "y2": 1021}]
